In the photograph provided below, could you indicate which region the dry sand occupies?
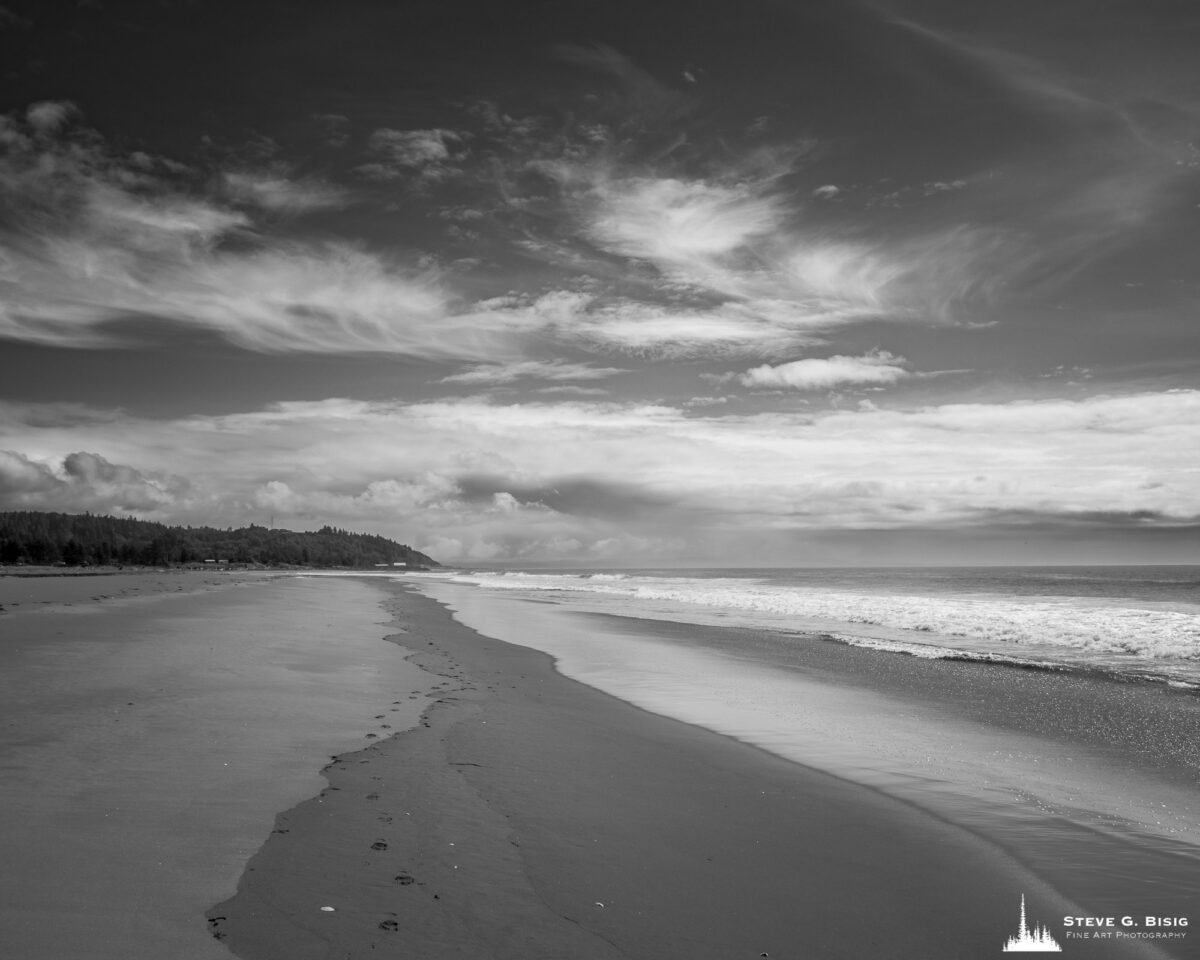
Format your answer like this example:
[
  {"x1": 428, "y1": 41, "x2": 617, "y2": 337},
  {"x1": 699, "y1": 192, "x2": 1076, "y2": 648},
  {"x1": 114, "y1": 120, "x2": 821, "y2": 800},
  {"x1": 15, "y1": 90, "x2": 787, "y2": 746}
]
[
  {"x1": 0, "y1": 570, "x2": 433, "y2": 960},
  {"x1": 210, "y1": 583, "x2": 1099, "y2": 960}
]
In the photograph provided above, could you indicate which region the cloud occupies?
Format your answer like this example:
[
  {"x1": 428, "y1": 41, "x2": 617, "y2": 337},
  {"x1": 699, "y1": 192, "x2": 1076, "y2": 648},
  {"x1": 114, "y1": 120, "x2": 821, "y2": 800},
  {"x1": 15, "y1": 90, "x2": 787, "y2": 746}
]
[
  {"x1": 221, "y1": 170, "x2": 349, "y2": 212},
  {"x1": 439, "y1": 360, "x2": 627, "y2": 385},
  {"x1": 0, "y1": 105, "x2": 521, "y2": 358},
  {"x1": 880, "y1": 8, "x2": 1200, "y2": 287},
  {"x1": 464, "y1": 291, "x2": 837, "y2": 359},
  {"x1": 3, "y1": 390, "x2": 1199, "y2": 560},
  {"x1": 0, "y1": 450, "x2": 184, "y2": 513},
  {"x1": 0, "y1": 101, "x2": 1006, "y2": 363},
  {"x1": 25, "y1": 100, "x2": 76, "y2": 134},
  {"x1": 566, "y1": 300, "x2": 816, "y2": 357},
  {"x1": 356, "y1": 127, "x2": 465, "y2": 183},
  {"x1": 534, "y1": 386, "x2": 611, "y2": 397},
  {"x1": 737, "y1": 351, "x2": 911, "y2": 390},
  {"x1": 586, "y1": 176, "x2": 782, "y2": 264},
  {"x1": 509, "y1": 116, "x2": 1013, "y2": 336}
]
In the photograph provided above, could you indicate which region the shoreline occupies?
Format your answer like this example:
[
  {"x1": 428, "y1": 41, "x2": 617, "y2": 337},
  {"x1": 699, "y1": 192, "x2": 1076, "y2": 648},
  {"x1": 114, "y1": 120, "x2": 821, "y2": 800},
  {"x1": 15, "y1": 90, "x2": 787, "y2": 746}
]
[{"x1": 211, "y1": 582, "x2": 1178, "y2": 959}]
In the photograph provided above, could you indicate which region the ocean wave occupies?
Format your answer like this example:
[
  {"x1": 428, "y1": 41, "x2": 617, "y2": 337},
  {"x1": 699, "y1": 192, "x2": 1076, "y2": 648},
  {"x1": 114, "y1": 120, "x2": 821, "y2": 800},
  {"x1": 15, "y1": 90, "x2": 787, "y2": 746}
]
[{"x1": 443, "y1": 571, "x2": 1200, "y2": 666}]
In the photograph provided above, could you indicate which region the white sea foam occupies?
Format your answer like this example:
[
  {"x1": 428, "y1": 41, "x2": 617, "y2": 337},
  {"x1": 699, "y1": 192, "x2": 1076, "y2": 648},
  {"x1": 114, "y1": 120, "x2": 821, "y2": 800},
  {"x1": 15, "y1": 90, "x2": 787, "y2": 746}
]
[{"x1": 433, "y1": 570, "x2": 1200, "y2": 683}]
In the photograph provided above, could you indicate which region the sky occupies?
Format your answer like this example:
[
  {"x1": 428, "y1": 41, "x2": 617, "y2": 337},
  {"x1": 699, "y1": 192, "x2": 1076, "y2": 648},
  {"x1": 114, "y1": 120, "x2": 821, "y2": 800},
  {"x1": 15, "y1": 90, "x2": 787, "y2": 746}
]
[{"x1": 1, "y1": 0, "x2": 1199, "y2": 566}]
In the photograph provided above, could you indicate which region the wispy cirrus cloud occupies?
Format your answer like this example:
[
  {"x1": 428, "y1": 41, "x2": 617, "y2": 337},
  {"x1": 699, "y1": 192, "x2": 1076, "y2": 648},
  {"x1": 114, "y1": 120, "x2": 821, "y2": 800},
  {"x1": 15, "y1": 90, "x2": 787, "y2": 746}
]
[
  {"x1": 439, "y1": 359, "x2": 627, "y2": 385},
  {"x1": 585, "y1": 175, "x2": 782, "y2": 268},
  {"x1": 464, "y1": 292, "x2": 831, "y2": 359},
  {"x1": 879, "y1": 6, "x2": 1200, "y2": 283},
  {"x1": 0, "y1": 104, "x2": 487, "y2": 357},
  {"x1": 221, "y1": 169, "x2": 350, "y2": 212},
  {"x1": 488, "y1": 73, "x2": 1021, "y2": 346}
]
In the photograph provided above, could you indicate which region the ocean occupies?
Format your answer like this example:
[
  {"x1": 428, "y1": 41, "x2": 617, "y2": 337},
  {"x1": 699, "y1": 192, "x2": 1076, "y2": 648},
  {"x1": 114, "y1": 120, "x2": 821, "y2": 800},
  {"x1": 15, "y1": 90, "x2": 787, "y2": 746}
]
[
  {"x1": 430, "y1": 565, "x2": 1200, "y2": 686},
  {"x1": 411, "y1": 565, "x2": 1200, "y2": 954}
]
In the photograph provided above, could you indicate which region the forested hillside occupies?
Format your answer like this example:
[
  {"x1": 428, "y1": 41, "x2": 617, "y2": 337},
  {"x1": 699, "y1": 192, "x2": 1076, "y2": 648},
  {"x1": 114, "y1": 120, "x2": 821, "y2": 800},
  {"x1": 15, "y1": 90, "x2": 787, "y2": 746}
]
[{"x1": 0, "y1": 512, "x2": 438, "y2": 569}]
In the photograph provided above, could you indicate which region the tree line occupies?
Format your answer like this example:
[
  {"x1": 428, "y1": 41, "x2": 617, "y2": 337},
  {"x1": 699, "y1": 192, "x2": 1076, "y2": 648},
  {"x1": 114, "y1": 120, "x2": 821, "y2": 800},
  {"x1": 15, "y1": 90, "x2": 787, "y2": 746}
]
[{"x1": 0, "y1": 511, "x2": 438, "y2": 569}]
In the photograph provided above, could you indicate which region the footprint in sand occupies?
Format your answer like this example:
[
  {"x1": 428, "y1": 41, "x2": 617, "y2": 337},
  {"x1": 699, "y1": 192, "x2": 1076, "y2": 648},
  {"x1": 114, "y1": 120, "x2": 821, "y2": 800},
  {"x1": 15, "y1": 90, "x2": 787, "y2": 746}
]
[
  {"x1": 378, "y1": 920, "x2": 400, "y2": 932},
  {"x1": 394, "y1": 874, "x2": 416, "y2": 885},
  {"x1": 371, "y1": 840, "x2": 388, "y2": 851}
]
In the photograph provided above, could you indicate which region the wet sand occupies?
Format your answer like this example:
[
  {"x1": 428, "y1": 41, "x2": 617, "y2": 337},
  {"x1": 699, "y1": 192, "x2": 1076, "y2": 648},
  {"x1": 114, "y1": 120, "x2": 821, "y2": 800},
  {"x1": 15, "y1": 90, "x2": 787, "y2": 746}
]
[{"x1": 211, "y1": 583, "x2": 1180, "y2": 960}]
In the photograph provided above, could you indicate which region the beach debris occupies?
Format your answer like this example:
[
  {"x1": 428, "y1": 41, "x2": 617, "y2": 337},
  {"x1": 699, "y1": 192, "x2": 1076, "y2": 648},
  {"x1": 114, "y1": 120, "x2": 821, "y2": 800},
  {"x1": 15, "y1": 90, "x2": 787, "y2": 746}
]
[
  {"x1": 595, "y1": 902, "x2": 605, "y2": 908},
  {"x1": 379, "y1": 920, "x2": 400, "y2": 932},
  {"x1": 395, "y1": 874, "x2": 416, "y2": 885},
  {"x1": 320, "y1": 906, "x2": 336, "y2": 912},
  {"x1": 371, "y1": 840, "x2": 388, "y2": 850}
]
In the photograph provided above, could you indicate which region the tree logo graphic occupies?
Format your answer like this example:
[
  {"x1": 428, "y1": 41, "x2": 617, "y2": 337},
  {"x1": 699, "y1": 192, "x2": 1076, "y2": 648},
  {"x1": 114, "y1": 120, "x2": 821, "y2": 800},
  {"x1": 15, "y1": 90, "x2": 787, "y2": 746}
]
[{"x1": 1003, "y1": 895, "x2": 1063, "y2": 952}]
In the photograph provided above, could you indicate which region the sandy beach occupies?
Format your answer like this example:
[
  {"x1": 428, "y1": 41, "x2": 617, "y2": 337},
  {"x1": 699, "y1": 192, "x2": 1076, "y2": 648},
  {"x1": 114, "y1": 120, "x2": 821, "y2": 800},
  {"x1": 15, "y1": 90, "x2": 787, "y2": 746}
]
[
  {"x1": 211, "y1": 581, "x2": 1184, "y2": 960},
  {"x1": 0, "y1": 571, "x2": 434, "y2": 960},
  {"x1": 3, "y1": 572, "x2": 1193, "y2": 959}
]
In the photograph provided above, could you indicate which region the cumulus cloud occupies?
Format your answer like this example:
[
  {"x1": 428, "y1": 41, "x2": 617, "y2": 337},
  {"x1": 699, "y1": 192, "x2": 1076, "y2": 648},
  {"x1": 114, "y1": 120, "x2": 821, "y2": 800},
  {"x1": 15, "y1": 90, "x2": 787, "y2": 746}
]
[
  {"x1": 3, "y1": 390, "x2": 1199, "y2": 560},
  {"x1": 0, "y1": 450, "x2": 184, "y2": 513},
  {"x1": 737, "y1": 351, "x2": 911, "y2": 390}
]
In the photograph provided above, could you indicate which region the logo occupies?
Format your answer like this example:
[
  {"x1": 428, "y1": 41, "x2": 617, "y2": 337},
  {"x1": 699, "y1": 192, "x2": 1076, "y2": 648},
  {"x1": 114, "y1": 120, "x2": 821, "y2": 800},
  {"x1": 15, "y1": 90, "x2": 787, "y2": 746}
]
[{"x1": 1003, "y1": 895, "x2": 1062, "y2": 953}]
